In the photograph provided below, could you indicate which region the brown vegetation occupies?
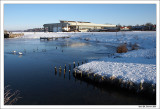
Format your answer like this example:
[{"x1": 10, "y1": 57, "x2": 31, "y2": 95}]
[
  {"x1": 131, "y1": 43, "x2": 139, "y2": 50},
  {"x1": 4, "y1": 31, "x2": 24, "y2": 38},
  {"x1": 4, "y1": 85, "x2": 21, "y2": 105},
  {"x1": 117, "y1": 44, "x2": 128, "y2": 53}
]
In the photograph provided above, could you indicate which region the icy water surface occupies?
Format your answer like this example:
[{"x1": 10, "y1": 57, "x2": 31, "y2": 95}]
[{"x1": 4, "y1": 38, "x2": 155, "y2": 105}]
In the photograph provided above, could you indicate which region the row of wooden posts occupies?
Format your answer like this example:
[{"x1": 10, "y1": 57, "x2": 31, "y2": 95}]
[
  {"x1": 54, "y1": 60, "x2": 87, "y2": 78},
  {"x1": 54, "y1": 61, "x2": 143, "y2": 89},
  {"x1": 54, "y1": 46, "x2": 86, "y2": 79},
  {"x1": 53, "y1": 60, "x2": 156, "y2": 95}
]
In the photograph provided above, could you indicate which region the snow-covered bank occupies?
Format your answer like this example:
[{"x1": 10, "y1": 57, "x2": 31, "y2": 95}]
[
  {"x1": 73, "y1": 31, "x2": 156, "y2": 90},
  {"x1": 78, "y1": 59, "x2": 156, "y2": 84}
]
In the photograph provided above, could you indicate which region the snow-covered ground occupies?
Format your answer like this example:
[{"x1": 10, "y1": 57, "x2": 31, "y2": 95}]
[
  {"x1": 78, "y1": 61, "x2": 156, "y2": 84},
  {"x1": 73, "y1": 31, "x2": 156, "y2": 86},
  {"x1": 15, "y1": 31, "x2": 156, "y2": 86},
  {"x1": 13, "y1": 32, "x2": 74, "y2": 38},
  {"x1": 16, "y1": 31, "x2": 156, "y2": 49}
]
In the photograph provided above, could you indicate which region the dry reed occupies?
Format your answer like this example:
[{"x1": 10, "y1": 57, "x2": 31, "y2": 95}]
[{"x1": 4, "y1": 85, "x2": 21, "y2": 105}]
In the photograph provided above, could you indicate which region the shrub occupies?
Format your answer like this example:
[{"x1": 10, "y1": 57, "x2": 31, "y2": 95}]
[{"x1": 117, "y1": 44, "x2": 128, "y2": 53}]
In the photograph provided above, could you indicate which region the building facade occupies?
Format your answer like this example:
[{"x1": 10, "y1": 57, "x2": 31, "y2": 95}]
[
  {"x1": 43, "y1": 20, "x2": 116, "y2": 32},
  {"x1": 120, "y1": 26, "x2": 131, "y2": 31}
]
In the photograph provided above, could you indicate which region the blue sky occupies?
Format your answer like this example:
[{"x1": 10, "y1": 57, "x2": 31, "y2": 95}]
[{"x1": 4, "y1": 4, "x2": 156, "y2": 30}]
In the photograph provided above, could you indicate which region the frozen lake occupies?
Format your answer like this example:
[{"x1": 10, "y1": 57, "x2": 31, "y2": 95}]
[{"x1": 4, "y1": 34, "x2": 156, "y2": 105}]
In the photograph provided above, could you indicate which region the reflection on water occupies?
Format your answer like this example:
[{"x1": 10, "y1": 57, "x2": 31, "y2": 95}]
[
  {"x1": 18, "y1": 55, "x2": 22, "y2": 58},
  {"x1": 69, "y1": 42, "x2": 87, "y2": 47},
  {"x1": 4, "y1": 38, "x2": 155, "y2": 105}
]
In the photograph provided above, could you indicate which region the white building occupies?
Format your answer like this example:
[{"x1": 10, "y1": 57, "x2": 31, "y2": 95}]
[{"x1": 43, "y1": 20, "x2": 116, "y2": 32}]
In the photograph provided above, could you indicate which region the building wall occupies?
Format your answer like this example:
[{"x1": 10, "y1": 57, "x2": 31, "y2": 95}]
[{"x1": 43, "y1": 21, "x2": 116, "y2": 32}]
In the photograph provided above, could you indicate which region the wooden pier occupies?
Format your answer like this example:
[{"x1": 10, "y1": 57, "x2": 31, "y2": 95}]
[
  {"x1": 40, "y1": 37, "x2": 54, "y2": 40},
  {"x1": 40, "y1": 36, "x2": 71, "y2": 40}
]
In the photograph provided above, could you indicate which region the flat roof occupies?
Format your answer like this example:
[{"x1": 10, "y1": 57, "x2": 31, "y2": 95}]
[
  {"x1": 44, "y1": 20, "x2": 116, "y2": 27},
  {"x1": 60, "y1": 20, "x2": 91, "y2": 23}
]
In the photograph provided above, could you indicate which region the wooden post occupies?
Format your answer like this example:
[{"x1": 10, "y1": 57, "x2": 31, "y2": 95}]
[
  {"x1": 102, "y1": 76, "x2": 104, "y2": 81},
  {"x1": 59, "y1": 67, "x2": 61, "y2": 76},
  {"x1": 119, "y1": 78, "x2": 122, "y2": 87},
  {"x1": 55, "y1": 67, "x2": 57, "y2": 71},
  {"x1": 88, "y1": 73, "x2": 89, "y2": 78},
  {"x1": 64, "y1": 69, "x2": 65, "y2": 74},
  {"x1": 73, "y1": 62, "x2": 75, "y2": 68},
  {"x1": 59, "y1": 66, "x2": 62, "y2": 76},
  {"x1": 94, "y1": 74, "x2": 96, "y2": 77},
  {"x1": 69, "y1": 64, "x2": 71, "y2": 70},
  {"x1": 74, "y1": 70, "x2": 77, "y2": 82},
  {"x1": 81, "y1": 71, "x2": 82, "y2": 77},
  {"x1": 60, "y1": 66, "x2": 62, "y2": 72},
  {"x1": 59, "y1": 67, "x2": 61, "y2": 72},
  {"x1": 140, "y1": 82, "x2": 143, "y2": 90},
  {"x1": 93, "y1": 74, "x2": 96, "y2": 81},
  {"x1": 55, "y1": 67, "x2": 57, "y2": 75},
  {"x1": 65, "y1": 64, "x2": 66, "y2": 70},
  {"x1": 82, "y1": 61, "x2": 83, "y2": 64},
  {"x1": 78, "y1": 62, "x2": 79, "y2": 66},
  {"x1": 129, "y1": 81, "x2": 133, "y2": 90}
]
